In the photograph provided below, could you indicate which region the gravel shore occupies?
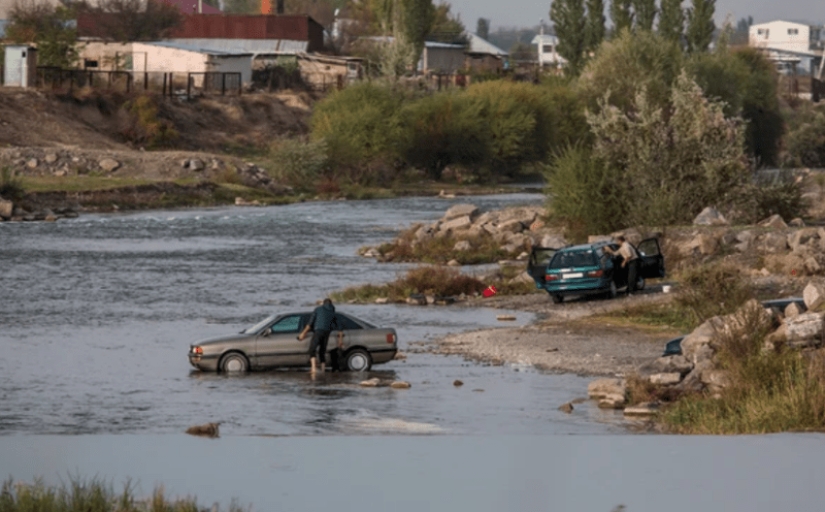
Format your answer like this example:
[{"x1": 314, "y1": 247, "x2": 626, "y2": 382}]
[{"x1": 427, "y1": 287, "x2": 680, "y2": 377}]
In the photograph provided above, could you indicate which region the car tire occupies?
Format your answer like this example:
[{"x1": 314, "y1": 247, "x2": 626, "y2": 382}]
[
  {"x1": 551, "y1": 294, "x2": 564, "y2": 304},
  {"x1": 636, "y1": 277, "x2": 645, "y2": 291},
  {"x1": 608, "y1": 281, "x2": 618, "y2": 299},
  {"x1": 344, "y1": 348, "x2": 372, "y2": 372},
  {"x1": 220, "y1": 352, "x2": 249, "y2": 373}
]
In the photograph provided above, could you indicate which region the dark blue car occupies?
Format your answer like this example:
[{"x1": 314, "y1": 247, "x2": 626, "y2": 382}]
[{"x1": 528, "y1": 238, "x2": 665, "y2": 304}]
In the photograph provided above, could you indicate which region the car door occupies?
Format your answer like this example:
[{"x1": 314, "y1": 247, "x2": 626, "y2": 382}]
[
  {"x1": 528, "y1": 247, "x2": 560, "y2": 285},
  {"x1": 636, "y1": 238, "x2": 665, "y2": 279},
  {"x1": 255, "y1": 314, "x2": 312, "y2": 369}
]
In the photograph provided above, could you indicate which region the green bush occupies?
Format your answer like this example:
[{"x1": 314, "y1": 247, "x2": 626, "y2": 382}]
[
  {"x1": 267, "y1": 138, "x2": 328, "y2": 187},
  {"x1": 310, "y1": 83, "x2": 405, "y2": 167},
  {"x1": 120, "y1": 95, "x2": 178, "y2": 149},
  {"x1": 675, "y1": 262, "x2": 753, "y2": 328},
  {"x1": 783, "y1": 104, "x2": 825, "y2": 168},
  {"x1": 731, "y1": 170, "x2": 806, "y2": 223},
  {"x1": 0, "y1": 167, "x2": 24, "y2": 200}
]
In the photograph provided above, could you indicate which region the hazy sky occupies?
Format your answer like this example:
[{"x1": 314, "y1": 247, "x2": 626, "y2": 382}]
[{"x1": 447, "y1": 0, "x2": 823, "y2": 31}]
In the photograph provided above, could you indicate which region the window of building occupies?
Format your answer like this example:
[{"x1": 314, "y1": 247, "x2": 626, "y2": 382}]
[
  {"x1": 757, "y1": 28, "x2": 769, "y2": 38},
  {"x1": 542, "y1": 44, "x2": 554, "y2": 53},
  {"x1": 788, "y1": 28, "x2": 799, "y2": 35}
]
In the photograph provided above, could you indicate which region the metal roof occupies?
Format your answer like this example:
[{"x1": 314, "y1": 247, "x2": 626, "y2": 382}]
[
  {"x1": 163, "y1": 38, "x2": 309, "y2": 55},
  {"x1": 139, "y1": 40, "x2": 253, "y2": 56},
  {"x1": 467, "y1": 33, "x2": 508, "y2": 57}
]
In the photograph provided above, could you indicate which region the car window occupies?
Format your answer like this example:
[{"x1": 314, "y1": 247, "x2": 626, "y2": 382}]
[
  {"x1": 531, "y1": 248, "x2": 557, "y2": 266},
  {"x1": 549, "y1": 250, "x2": 596, "y2": 269},
  {"x1": 637, "y1": 238, "x2": 660, "y2": 257},
  {"x1": 336, "y1": 314, "x2": 363, "y2": 330},
  {"x1": 270, "y1": 315, "x2": 302, "y2": 333}
]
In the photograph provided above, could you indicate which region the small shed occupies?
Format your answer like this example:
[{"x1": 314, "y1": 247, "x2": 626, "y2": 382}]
[
  {"x1": 132, "y1": 41, "x2": 253, "y2": 85},
  {"x1": 4, "y1": 45, "x2": 37, "y2": 87}
]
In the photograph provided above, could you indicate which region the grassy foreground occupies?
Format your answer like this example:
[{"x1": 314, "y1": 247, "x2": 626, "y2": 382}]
[{"x1": 0, "y1": 478, "x2": 246, "y2": 512}]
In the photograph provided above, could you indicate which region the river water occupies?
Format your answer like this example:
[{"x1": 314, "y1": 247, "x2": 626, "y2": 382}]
[{"x1": 2, "y1": 193, "x2": 823, "y2": 512}]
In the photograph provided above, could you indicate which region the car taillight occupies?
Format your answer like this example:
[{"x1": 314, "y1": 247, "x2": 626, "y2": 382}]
[
  {"x1": 546, "y1": 274, "x2": 559, "y2": 281},
  {"x1": 192, "y1": 346, "x2": 203, "y2": 355},
  {"x1": 386, "y1": 333, "x2": 396, "y2": 344},
  {"x1": 586, "y1": 270, "x2": 604, "y2": 277}
]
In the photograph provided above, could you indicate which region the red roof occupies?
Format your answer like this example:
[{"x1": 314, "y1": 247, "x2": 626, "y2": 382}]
[{"x1": 162, "y1": 0, "x2": 222, "y2": 15}]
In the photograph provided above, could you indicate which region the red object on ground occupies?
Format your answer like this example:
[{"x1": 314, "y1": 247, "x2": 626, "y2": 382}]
[{"x1": 482, "y1": 285, "x2": 497, "y2": 298}]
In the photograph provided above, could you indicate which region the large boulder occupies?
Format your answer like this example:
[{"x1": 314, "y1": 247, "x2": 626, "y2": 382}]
[
  {"x1": 759, "y1": 214, "x2": 788, "y2": 229},
  {"x1": 443, "y1": 204, "x2": 479, "y2": 222},
  {"x1": 649, "y1": 373, "x2": 682, "y2": 385},
  {"x1": 785, "y1": 312, "x2": 825, "y2": 349},
  {"x1": 687, "y1": 233, "x2": 719, "y2": 256},
  {"x1": 587, "y1": 378, "x2": 626, "y2": 399},
  {"x1": 788, "y1": 228, "x2": 820, "y2": 255},
  {"x1": 636, "y1": 355, "x2": 693, "y2": 377},
  {"x1": 759, "y1": 232, "x2": 789, "y2": 253},
  {"x1": 693, "y1": 207, "x2": 728, "y2": 226},
  {"x1": 680, "y1": 317, "x2": 725, "y2": 364},
  {"x1": 540, "y1": 234, "x2": 567, "y2": 248},
  {"x1": 440, "y1": 215, "x2": 473, "y2": 232},
  {"x1": 98, "y1": 158, "x2": 121, "y2": 172},
  {"x1": 803, "y1": 282, "x2": 825, "y2": 311}
]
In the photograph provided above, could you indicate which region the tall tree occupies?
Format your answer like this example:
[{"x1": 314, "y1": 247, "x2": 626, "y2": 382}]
[
  {"x1": 609, "y1": 0, "x2": 633, "y2": 36},
  {"x1": 403, "y1": 0, "x2": 435, "y2": 62},
  {"x1": 550, "y1": 0, "x2": 586, "y2": 74},
  {"x1": 658, "y1": 0, "x2": 684, "y2": 45},
  {"x1": 6, "y1": 1, "x2": 77, "y2": 68},
  {"x1": 686, "y1": 0, "x2": 715, "y2": 53},
  {"x1": 429, "y1": 2, "x2": 465, "y2": 44},
  {"x1": 584, "y1": 0, "x2": 606, "y2": 55},
  {"x1": 476, "y1": 17, "x2": 490, "y2": 39},
  {"x1": 633, "y1": 0, "x2": 656, "y2": 31}
]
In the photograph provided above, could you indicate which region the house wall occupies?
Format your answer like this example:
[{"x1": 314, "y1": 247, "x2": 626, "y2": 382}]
[
  {"x1": 466, "y1": 54, "x2": 502, "y2": 73},
  {"x1": 208, "y1": 55, "x2": 252, "y2": 84},
  {"x1": 422, "y1": 47, "x2": 465, "y2": 74},
  {"x1": 749, "y1": 21, "x2": 813, "y2": 53},
  {"x1": 78, "y1": 42, "x2": 134, "y2": 71}
]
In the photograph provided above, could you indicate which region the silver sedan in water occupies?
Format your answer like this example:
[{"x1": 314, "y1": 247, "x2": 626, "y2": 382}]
[{"x1": 188, "y1": 312, "x2": 398, "y2": 372}]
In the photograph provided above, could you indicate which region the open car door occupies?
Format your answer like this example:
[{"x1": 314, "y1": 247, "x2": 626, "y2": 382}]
[
  {"x1": 636, "y1": 238, "x2": 665, "y2": 279},
  {"x1": 528, "y1": 246, "x2": 560, "y2": 285}
]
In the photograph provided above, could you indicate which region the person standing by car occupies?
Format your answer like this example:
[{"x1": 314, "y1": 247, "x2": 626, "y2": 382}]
[
  {"x1": 604, "y1": 235, "x2": 639, "y2": 295},
  {"x1": 298, "y1": 298, "x2": 344, "y2": 375}
]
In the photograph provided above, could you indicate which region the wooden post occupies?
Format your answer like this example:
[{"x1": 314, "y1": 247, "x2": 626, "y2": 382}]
[
  {"x1": 222, "y1": 73, "x2": 226, "y2": 95},
  {"x1": 163, "y1": 73, "x2": 167, "y2": 96},
  {"x1": 144, "y1": 72, "x2": 148, "y2": 90},
  {"x1": 187, "y1": 73, "x2": 191, "y2": 100}
]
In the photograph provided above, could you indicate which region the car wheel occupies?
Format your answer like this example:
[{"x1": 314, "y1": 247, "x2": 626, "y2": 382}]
[
  {"x1": 551, "y1": 294, "x2": 564, "y2": 304},
  {"x1": 220, "y1": 352, "x2": 249, "y2": 373},
  {"x1": 636, "y1": 277, "x2": 645, "y2": 291},
  {"x1": 608, "y1": 281, "x2": 618, "y2": 299},
  {"x1": 344, "y1": 349, "x2": 372, "y2": 372}
]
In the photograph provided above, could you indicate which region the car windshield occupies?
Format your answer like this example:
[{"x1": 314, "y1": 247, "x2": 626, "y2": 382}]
[
  {"x1": 549, "y1": 250, "x2": 597, "y2": 269},
  {"x1": 242, "y1": 315, "x2": 278, "y2": 334}
]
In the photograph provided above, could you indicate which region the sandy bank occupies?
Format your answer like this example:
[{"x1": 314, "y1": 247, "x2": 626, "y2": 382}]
[{"x1": 425, "y1": 288, "x2": 680, "y2": 377}]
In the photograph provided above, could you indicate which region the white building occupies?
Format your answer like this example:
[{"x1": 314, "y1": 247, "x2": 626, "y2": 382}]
[
  {"x1": 531, "y1": 34, "x2": 565, "y2": 68},
  {"x1": 749, "y1": 20, "x2": 824, "y2": 76}
]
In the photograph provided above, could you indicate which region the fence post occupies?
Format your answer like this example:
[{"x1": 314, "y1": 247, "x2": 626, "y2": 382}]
[
  {"x1": 187, "y1": 73, "x2": 191, "y2": 100},
  {"x1": 163, "y1": 73, "x2": 167, "y2": 97},
  {"x1": 222, "y1": 73, "x2": 226, "y2": 95},
  {"x1": 144, "y1": 72, "x2": 148, "y2": 91},
  {"x1": 169, "y1": 73, "x2": 173, "y2": 96},
  {"x1": 237, "y1": 73, "x2": 241, "y2": 95}
]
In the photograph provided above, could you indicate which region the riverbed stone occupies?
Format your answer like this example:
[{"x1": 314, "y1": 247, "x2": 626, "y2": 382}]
[
  {"x1": 44, "y1": 153, "x2": 58, "y2": 164},
  {"x1": 598, "y1": 393, "x2": 626, "y2": 409},
  {"x1": 390, "y1": 380, "x2": 411, "y2": 389},
  {"x1": 442, "y1": 204, "x2": 479, "y2": 222},
  {"x1": 558, "y1": 402, "x2": 574, "y2": 413},
  {"x1": 587, "y1": 378, "x2": 626, "y2": 399},
  {"x1": 760, "y1": 232, "x2": 789, "y2": 253},
  {"x1": 0, "y1": 196, "x2": 12, "y2": 219},
  {"x1": 637, "y1": 355, "x2": 693, "y2": 377},
  {"x1": 454, "y1": 240, "x2": 471, "y2": 251},
  {"x1": 803, "y1": 282, "x2": 825, "y2": 311},
  {"x1": 188, "y1": 158, "x2": 205, "y2": 171},
  {"x1": 693, "y1": 207, "x2": 728, "y2": 226},
  {"x1": 785, "y1": 302, "x2": 803, "y2": 319},
  {"x1": 759, "y1": 214, "x2": 788, "y2": 229},
  {"x1": 680, "y1": 316, "x2": 724, "y2": 364},
  {"x1": 440, "y1": 215, "x2": 472, "y2": 232},
  {"x1": 788, "y1": 228, "x2": 819, "y2": 254},
  {"x1": 785, "y1": 312, "x2": 825, "y2": 348},
  {"x1": 98, "y1": 158, "x2": 120, "y2": 172},
  {"x1": 623, "y1": 402, "x2": 660, "y2": 417},
  {"x1": 26, "y1": 158, "x2": 38, "y2": 169},
  {"x1": 648, "y1": 373, "x2": 682, "y2": 385}
]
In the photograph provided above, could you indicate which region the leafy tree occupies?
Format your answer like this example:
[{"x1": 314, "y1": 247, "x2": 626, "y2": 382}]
[
  {"x1": 731, "y1": 15, "x2": 753, "y2": 45},
  {"x1": 584, "y1": 0, "x2": 606, "y2": 55},
  {"x1": 429, "y1": 2, "x2": 465, "y2": 44},
  {"x1": 734, "y1": 47, "x2": 783, "y2": 166},
  {"x1": 6, "y1": 0, "x2": 77, "y2": 68},
  {"x1": 784, "y1": 105, "x2": 825, "y2": 168},
  {"x1": 685, "y1": 0, "x2": 715, "y2": 53},
  {"x1": 476, "y1": 17, "x2": 490, "y2": 40},
  {"x1": 609, "y1": 0, "x2": 633, "y2": 36},
  {"x1": 550, "y1": 0, "x2": 586, "y2": 74},
  {"x1": 632, "y1": 0, "x2": 656, "y2": 31},
  {"x1": 577, "y1": 30, "x2": 683, "y2": 114},
  {"x1": 508, "y1": 41, "x2": 535, "y2": 62},
  {"x1": 657, "y1": 0, "x2": 684, "y2": 45}
]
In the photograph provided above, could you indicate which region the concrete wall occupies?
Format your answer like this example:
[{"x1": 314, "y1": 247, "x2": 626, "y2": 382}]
[
  {"x1": 208, "y1": 55, "x2": 252, "y2": 85},
  {"x1": 78, "y1": 42, "x2": 134, "y2": 71}
]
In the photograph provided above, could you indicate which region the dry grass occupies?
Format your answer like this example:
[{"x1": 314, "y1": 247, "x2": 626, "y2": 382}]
[
  {"x1": 376, "y1": 228, "x2": 524, "y2": 265},
  {"x1": 331, "y1": 265, "x2": 487, "y2": 303}
]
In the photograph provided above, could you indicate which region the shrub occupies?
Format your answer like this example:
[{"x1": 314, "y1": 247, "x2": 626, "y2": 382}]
[
  {"x1": 267, "y1": 138, "x2": 328, "y2": 187},
  {"x1": 376, "y1": 228, "x2": 520, "y2": 265},
  {"x1": 332, "y1": 265, "x2": 487, "y2": 303},
  {"x1": 675, "y1": 262, "x2": 753, "y2": 328},
  {"x1": 730, "y1": 170, "x2": 806, "y2": 224},
  {"x1": 310, "y1": 83, "x2": 405, "y2": 167},
  {"x1": 783, "y1": 104, "x2": 825, "y2": 168},
  {"x1": 0, "y1": 167, "x2": 24, "y2": 200},
  {"x1": 120, "y1": 95, "x2": 179, "y2": 148}
]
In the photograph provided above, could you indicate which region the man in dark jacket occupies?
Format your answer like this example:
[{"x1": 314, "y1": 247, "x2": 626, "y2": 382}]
[{"x1": 298, "y1": 298, "x2": 343, "y2": 374}]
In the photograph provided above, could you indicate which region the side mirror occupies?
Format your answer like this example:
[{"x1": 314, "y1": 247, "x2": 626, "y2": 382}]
[{"x1": 261, "y1": 329, "x2": 270, "y2": 337}]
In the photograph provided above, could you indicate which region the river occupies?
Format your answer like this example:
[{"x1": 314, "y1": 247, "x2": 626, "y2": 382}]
[{"x1": 1, "y1": 193, "x2": 822, "y2": 512}]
